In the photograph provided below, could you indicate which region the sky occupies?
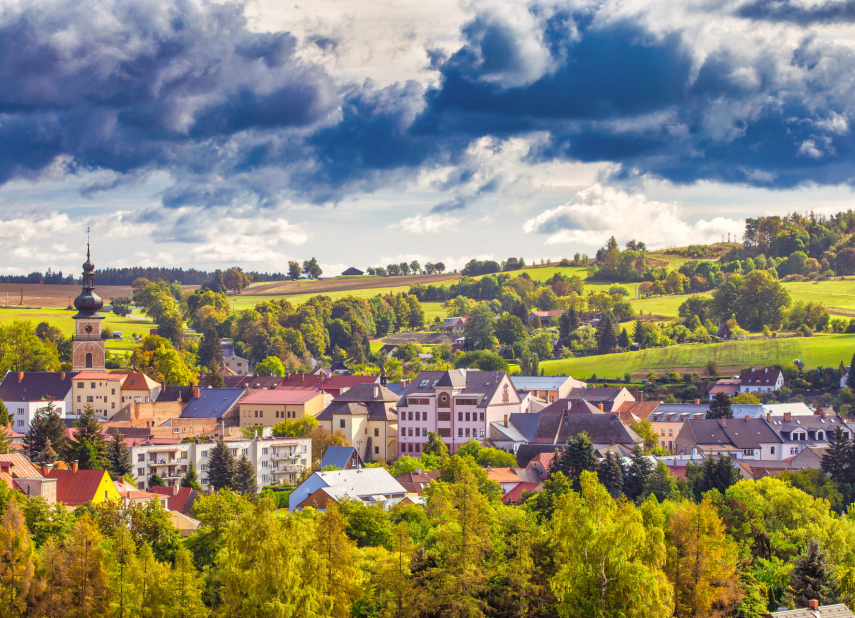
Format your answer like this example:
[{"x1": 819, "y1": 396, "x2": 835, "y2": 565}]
[{"x1": 2, "y1": 0, "x2": 855, "y2": 277}]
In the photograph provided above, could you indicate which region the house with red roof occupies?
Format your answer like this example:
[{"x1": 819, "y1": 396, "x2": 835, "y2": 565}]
[
  {"x1": 148, "y1": 485, "x2": 201, "y2": 514},
  {"x1": 44, "y1": 463, "x2": 121, "y2": 507}
]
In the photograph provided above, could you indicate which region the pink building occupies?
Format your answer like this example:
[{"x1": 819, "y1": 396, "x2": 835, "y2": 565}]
[{"x1": 396, "y1": 369, "x2": 523, "y2": 455}]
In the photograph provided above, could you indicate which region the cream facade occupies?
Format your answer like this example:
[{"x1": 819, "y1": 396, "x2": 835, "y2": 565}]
[
  {"x1": 72, "y1": 372, "x2": 126, "y2": 419},
  {"x1": 238, "y1": 390, "x2": 325, "y2": 426}
]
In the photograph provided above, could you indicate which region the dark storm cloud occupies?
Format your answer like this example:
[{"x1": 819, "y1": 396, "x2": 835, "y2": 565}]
[{"x1": 2, "y1": 0, "x2": 855, "y2": 208}]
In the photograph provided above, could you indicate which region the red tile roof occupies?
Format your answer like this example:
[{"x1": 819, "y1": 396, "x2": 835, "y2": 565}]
[
  {"x1": 487, "y1": 467, "x2": 523, "y2": 483},
  {"x1": 149, "y1": 486, "x2": 197, "y2": 513},
  {"x1": 111, "y1": 371, "x2": 158, "y2": 391},
  {"x1": 44, "y1": 468, "x2": 110, "y2": 506},
  {"x1": 502, "y1": 482, "x2": 541, "y2": 504},
  {"x1": 617, "y1": 401, "x2": 661, "y2": 422},
  {"x1": 0, "y1": 454, "x2": 44, "y2": 489}
]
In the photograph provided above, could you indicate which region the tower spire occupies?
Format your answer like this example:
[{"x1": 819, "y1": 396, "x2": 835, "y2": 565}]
[{"x1": 86, "y1": 226, "x2": 90, "y2": 261}]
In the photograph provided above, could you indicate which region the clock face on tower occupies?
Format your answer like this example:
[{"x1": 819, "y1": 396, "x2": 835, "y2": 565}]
[{"x1": 84, "y1": 324, "x2": 93, "y2": 334}]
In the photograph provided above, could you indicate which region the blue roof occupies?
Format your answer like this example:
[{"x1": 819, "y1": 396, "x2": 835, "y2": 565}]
[
  {"x1": 179, "y1": 388, "x2": 245, "y2": 418},
  {"x1": 508, "y1": 413, "x2": 540, "y2": 442},
  {"x1": 319, "y1": 446, "x2": 360, "y2": 470},
  {"x1": 510, "y1": 376, "x2": 572, "y2": 391},
  {"x1": 384, "y1": 382, "x2": 407, "y2": 397}
]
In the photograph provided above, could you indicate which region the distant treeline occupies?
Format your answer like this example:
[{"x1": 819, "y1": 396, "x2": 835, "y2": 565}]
[{"x1": 0, "y1": 267, "x2": 289, "y2": 286}]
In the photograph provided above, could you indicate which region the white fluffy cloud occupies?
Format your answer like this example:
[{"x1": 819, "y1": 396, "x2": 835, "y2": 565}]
[
  {"x1": 189, "y1": 217, "x2": 309, "y2": 264},
  {"x1": 387, "y1": 213, "x2": 461, "y2": 234},
  {"x1": 523, "y1": 183, "x2": 742, "y2": 248}
]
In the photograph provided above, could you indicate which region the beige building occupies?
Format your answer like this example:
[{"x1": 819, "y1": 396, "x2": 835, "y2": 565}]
[
  {"x1": 72, "y1": 372, "x2": 127, "y2": 419},
  {"x1": 238, "y1": 389, "x2": 325, "y2": 426},
  {"x1": 316, "y1": 383, "x2": 399, "y2": 461}
]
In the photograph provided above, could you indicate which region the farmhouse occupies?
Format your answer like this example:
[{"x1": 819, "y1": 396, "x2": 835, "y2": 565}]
[{"x1": 341, "y1": 267, "x2": 364, "y2": 276}]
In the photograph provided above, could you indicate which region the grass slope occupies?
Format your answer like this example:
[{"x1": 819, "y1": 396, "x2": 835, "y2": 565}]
[{"x1": 540, "y1": 334, "x2": 855, "y2": 379}]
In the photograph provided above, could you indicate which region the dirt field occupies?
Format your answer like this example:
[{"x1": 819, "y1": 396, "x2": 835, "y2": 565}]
[
  {"x1": 246, "y1": 273, "x2": 460, "y2": 296},
  {"x1": 0, "y1": 283, "x2": 136, "y2": 308}
]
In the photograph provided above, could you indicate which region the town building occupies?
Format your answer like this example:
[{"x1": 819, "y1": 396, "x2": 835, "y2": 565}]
[
  {"x1": 768, "y1": 411, "x2": 853, "y2": 457},
  {"x1": 739, "y1": 367, "x2": 785, "y2": 394},
  {"x1": 129, "y1": 436, "x2": 311, "y2": 491},
  {"x1": 315, "y1": 383, "x2": 399, "y2": 461},
  {"x1": 289, "y1": 468, "x2": 408, "y2": 511},
  {"x1": 72, "y1": 372, "x2": 127, "y2": 419},
  {"x1": 563, "y1": 387, "x2": 636, "y2": 412},
  {"x1": 396, "y1": 369, "x2": 523, "y2": 455},
  {"x1": 764, "y1": 601, "x2": 854, "y2": 617},
  {"x1": 443, "y1": 316, "x2": 468, "y2": 333},
  {"x1": 238, "y1": 389, "x2": 325, "y2": 426},
  {"x1": 709, "y1": 378, "x2": 740, "y2": 397},
  {"x1": 674, "y1": 417, "x2": 785, "y2": 460},
  {"x1": 0, "y1": 371, "x2": 75, "y2": 431},
  {"x1": 394, "y1": 469, "x2": 441, "y2": 494},
  {"x1": 509, "y1": 375, "x2": 586, "y2": 404},
  {"x1": 45, "y1": 464, "x2": 122, "y2": 507},
  {"x1": 318, "y1": 446, "x2": 364, "y2": 470},
  {"x1": 179, "y1": 387, "x2": 246, "y2": 426},
  {"x1": 528, "y1": 310, "x2": 566, "y2": 325}
]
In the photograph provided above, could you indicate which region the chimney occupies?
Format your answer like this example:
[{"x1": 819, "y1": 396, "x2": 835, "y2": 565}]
[
  {"x1": 639, "y1": 392, "x2": 643, "y2": 402},
  {"x1": 72, "y1": 460, "x2": 78, "y2": 474},
  {"x1": 374, "y1": 386, "x2": 380, "y2": 399},
  {"x1": 820, "y1": 411, "x2": 827, "y2": 419},
  {"x1": 504, "y1": 414, "x2": 508, "y2": 427},
  {"x1": 173, "y1": 484, "x2": 180, "y2": 496},
  {"x1": 598, "y1": 404, "x2": 604, "y2": 411},
  {"x1": 784, "y1": 412, "x2": 791, "y2": 422},
  {"x1": 193, "y1": 386, "x2": 201, "y2": 399},
  {"x1": 719, "y1": 418, "x2": 726, "y2": 428},
  {"x1": 17, "y1": 372, "x2": 23, "y2": 383},
  {"x1": 60, "y1": 372, "x2": 65, "y2": 380},
  {"x1": 809, "y1": 600, "x2": 819, "y2": 610},
  {"x1": 301, "y1": 374, "x2": 305, "y2": 382},
  {"x1": 766, "y1": 412, "x2": 771, "y2": 421},
  {"x1": 695, "y1": 399, "x2": 700, "y2": 405},
  {"x1": 744, "y1": 415, "x2": 750, "y2": 422}
]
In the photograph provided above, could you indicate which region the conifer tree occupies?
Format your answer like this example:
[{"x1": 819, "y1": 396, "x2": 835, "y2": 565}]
[
  {"x1": 642, "y1": 462, "x2": 676, "y2": 502},
  {"x1": 206, "y1": 362, "x2": 225, "y2": 388},
  {"x1": 106, "y1": 428, "x2": 133, "y2": 480},
  {"x1": 0, "y1": 427, "x2": 12, "y2": 455},
  {"x1": 0, "y1": 502, "x2": 36, "y2": 616},
  {"x1": 24, "y1": 401, "x2": 67, "y2": 463},
  {"x1": 596, "y1": 314, "x2": 618, "y2": 352},
  {"x1": 197, "y1": 325, "x2": 224, "y2": 369},
  {"x1": 208, "y1": 441, "x2": 236, "y2": 491},
  {"x1": 848, "y1": 352, "x2": 855, "y2": 390},
  {"x1": 555, "y1": 432, "x2": 598, "y2": 490},
  {"x1": 181, "y1": 461, "x2": 203, "y2": 490},
  {"x1": 706, "y1": 393, "x2": 733, "y2": 419},
  {"x1": 107, "y1": 525, "x2": 139, "y2": 618},
  {"x1": 66, "y1": 403, "x2": 108, "y2": 470},
  {"x1": 148, "y1": 473, "x2": 165, "y2": 487},
  {"x1": 689, "y1": 455, "x2": 741, "y2": 500},
  {"x1": 624, "y1": 445, "x2": 654, "y2": 503},
  {"x1": 821, "y1": 426, "x2": 850, "y2": 484},
  {"x1": 597, "y1": 452, "x2": 624, "y2": 498},
  {"x1": 61, "y1": 515, "x2": 111, "y2": 618},
  {"x1": 788, "y1": 540, "x2": 838, "y2": 609},
  {"x1": 558, "y1": 309, "x2": 579, "y2": 340},
  {"x1": 0, "y1": 400, "x2": 10, "y2": 426},
  {"x1": 233, "y1": 456, "x2": 258, "y2": 496}
]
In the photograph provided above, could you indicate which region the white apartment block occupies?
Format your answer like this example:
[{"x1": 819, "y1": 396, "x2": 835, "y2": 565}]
[{"x1": 130, "y1": 436, "x2": 311, "y2": 491}]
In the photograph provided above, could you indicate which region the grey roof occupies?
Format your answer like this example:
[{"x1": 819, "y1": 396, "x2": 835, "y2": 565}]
[
  {"x1": 156, "y1": 385, "x2": 194, "y2": 403},
  {"x1": 539, "y1": 398, "x2": 605, "y2": 415},
  {"x1": 741, "y1": 367, "x2": 783, "y2": 387},
  {"x1": 316, "y1": 383, "x2": 398, "y2": 422},
  {"x1": 312, "y1": 467, "x2": 406, "y2": 499},
  {"x1": 510, "y1": 376, "x2": 574, "y2": 391},
  {"x1": 319, "y1": 446, "x2": 362, "y2": 470},
  {"x1": 397, "y1": 370, "x2": 512, "y2": 408},
  {"x1": 333, "y1": 383, "x2": 399, "y2": 403},
  {"x1": 681, "y1": 418, "x2": 783, "y2": 449},
  {"x1": 491, "y1": 421, "x2": 528, "y2": 443},
  {"x1": 565, "y1": 387, "x2": 626, "y2": 402},
  {"x1": 532, "y1": 412, "x2": 641, "y2": 446},
  {"x1": 179, "y1": 388, "x2": 245, "y2": 419},
  {"x1": 508, "y1": 413, "x2": 540, "y2": 442},
  {"x1": 768, "y1": 414, "x2": 851, "y2": 435},
  {"x1": 655, "y1": 403, "x2": 710, "y2": 415},
  {"x1": 0, "y1": 371, "x2": 76, "y2": 402},
  {"x1": 222, "y1": 375, "x2": 288, "y2": 389}
]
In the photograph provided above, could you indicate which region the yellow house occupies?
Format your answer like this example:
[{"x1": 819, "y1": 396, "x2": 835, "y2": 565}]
[
  {"x1": 72, "y1": 372, "x2": 127, "y2": 419},
  {"x1": 45, "y1": 464, "x2": 122, "y2": 507},
  {"x1": 316, "y1": 383, "x2": 399, "y2": 461},
  {"x1": 238, "y1": 389, "x2": 325, "y2": 426}
]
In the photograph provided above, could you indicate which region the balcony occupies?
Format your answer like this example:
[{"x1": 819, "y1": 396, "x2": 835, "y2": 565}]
[{"x1": 149, "y1": 459, "x2": 177, "y2": 466}]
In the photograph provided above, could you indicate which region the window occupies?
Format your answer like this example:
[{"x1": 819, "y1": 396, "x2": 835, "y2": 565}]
[
  {"x1": 138, "y1": 468, "x2": 144, "y2": 476},
  {"x1": 374, "y1": 446, "x2": 379, "y2": 455},
  {"x1": 16, "y1": 421, "x2": 23, "y2": 427},
  {"x1": 242, "y1": 448, "x2": 248, "y2": 456},
  {"x1": 262, "y1": 461, "x2": 268, "y2": 468},
  {"x1": 77, "y1": 396, "x2": 81, "y2": 403},
  {"x1": 771, "y1": 446, "x2": 776, "y2": 455},
  {"x1": 201, "y1": 464, "x2": 208, "y2": 471},
  {"x1": 818, "y1": 431, "x2": 825, "y2": 440},
  {"x1": 262, "y1": 447, "x2": 268, "y2": 455},
  {"x1": 458, "y1": 428, "x2": 463, "y2": 437},
  {"x1": 458, "y1": 412, "x2": 463, "y2": 421},
  {"x1": 111, "y1": 389, "x2": 115, "y2": 395},
  {"x1": 374, "y1": 428, "x2": 379, "y2": 437},
  {"x1": 479, "y1": 412, "x2": 484, "y2": 422},
  {"x1": 17, "y1": 408, "x2": 23, "y2": 415},
  {"x1": 668, "y1": 428, "x2": 673, "y2": 436},
  {"x1": 408, "y1": 411, "x2": 413, "y2": 421},
  {"x1": 91, "y1": 382, "x2": 95, "y2": 388},
  {"x1": 660, "y1": 428, "x2": 665, "y2": 436},
  {"x1": 415, "y1": 411, "x2": 421, "y2": 421},
  {"x1": 77, "y1": 382, "x2": 83, "y2": 388},
  {"x1": 479, "y1": 429, "x2": 485, "y2": 438},
  {"x1": 138, "y1": 454, "x2": 145, "y2": 462},
  {"x1": 149, "y1": 453, "x2": 157, "y2": 461},
  {"x1": 262, "y1": 474, "x2": 268, "y2": 483},
  {"x1": 111, "y1": 402, "x2": 115, "y2": 409},
  {"x1": 438, "y1": 428, "x2": 451, "y2": 437},
  {"x1": 790, "y1": 447, "x2": 798, "y2": 455},
  {"x1": 86, "y1": 396, "x2": 94, "y2": 402},
  {"x1": 456, "y1": 398, "x2": 478, "y2": 406},
  {"x1": 743, "y1": 449, "x2": 754, "y2": 456},
  {"x1": 231, "y1": 449, "x2": 238, "y2": 456},
  {"x1": 408, "y1": 428, "x2": 413, "y2": 436},
  {"x1": 465, "y1": 428, "x2": 470, "y2": 437},
  {"x1": 408, "y1": 398, "x2": 430, "y2": 405},
  {"x1": 438, "y1": 412, "x2": 450, "y2": 422},
  {"x1": 415, "y1": 443, "x2": 421, "y2": 452},
  {"x1": 340, "y1": 419, "x2": 346, "y2": 429},
  {"x1": 465, "y1": 412, "x2": 470, "y2": 422}
]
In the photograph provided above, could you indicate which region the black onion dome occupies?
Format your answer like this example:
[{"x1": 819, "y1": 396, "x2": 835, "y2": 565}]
[{"x1": 73, "y1": 289, "x2": 103, "y2": 314}]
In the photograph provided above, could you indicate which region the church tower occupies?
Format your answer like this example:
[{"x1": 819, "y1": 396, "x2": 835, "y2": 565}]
[{"x1": 71, "y1": 239, "x2": 106, "y2": 372}]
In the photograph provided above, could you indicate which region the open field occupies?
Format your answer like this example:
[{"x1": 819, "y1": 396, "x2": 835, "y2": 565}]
[
  {"x1": 0, "y1": 307, "x2": 154, "y2": 338},
  {"x1": 245, "y1": 272, "x2": 459, "y2": 297},
  {"x1": 540, "y1": 334, "x2": 855, "y2": 379},
  {"x1": 783, "y1": 280, "x2": 855, "y2": 317},
  {"x1": 0, "y1": 283, "x2": 138, "y2": 309}
]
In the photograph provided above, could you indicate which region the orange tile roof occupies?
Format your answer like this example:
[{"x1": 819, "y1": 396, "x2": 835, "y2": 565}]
[
  {"x1": 502, "y1": 481, "x2": 541, "y2": 504},
  {"x1": 44, "y1": 468, "x2": 110, "y2": 506},
  {"x1": 617, "y1": 401, "x2": 660, "y2": 422},
  {"x1": 112, "y1": 371, "x2": 159, "y2": 391},
  {"x1": 75, "y1": 372, "x2": 126, "y2": 381},
  {"x1": 486, "y1": 467, "x2": 522, "y2": 483},
  {"x1": 149, "y1": 486, "x2": 197, "y2": 513},
  {"x1": 241, "y1": 389, "x2": 323, "y2": 405},
  {"x1": 0, "y1": 454, "x2": 44, "y2": 489}
]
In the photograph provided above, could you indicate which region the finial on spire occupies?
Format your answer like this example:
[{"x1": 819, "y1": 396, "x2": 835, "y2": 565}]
[{"x1": 86, "y1": 226, "x2": 91, "y2": 259}]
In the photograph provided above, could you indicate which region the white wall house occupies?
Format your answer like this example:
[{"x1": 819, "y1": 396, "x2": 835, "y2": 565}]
[{"x1": 0, "y1": 372, "x2": 75, "y2": 432}]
